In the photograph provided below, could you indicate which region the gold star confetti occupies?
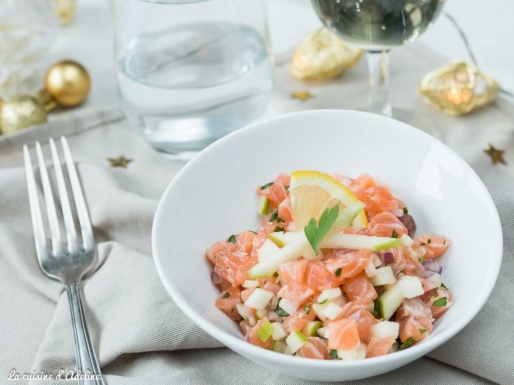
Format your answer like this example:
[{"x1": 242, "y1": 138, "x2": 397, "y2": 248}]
[
  {"x1": 484, "y1": 143, "x2": 506, "y2": 165},
  {"x1": 108, "y1": 155, "x2": 133, "y2": 168},
  {"x1": 291, "y1": 91, "x2": 313, "y2": 102}
]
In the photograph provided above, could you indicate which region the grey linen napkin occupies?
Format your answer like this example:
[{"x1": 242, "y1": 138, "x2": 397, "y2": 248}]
[{"x1": 0, "y1": 115, "x2": 511, "y2": 385}]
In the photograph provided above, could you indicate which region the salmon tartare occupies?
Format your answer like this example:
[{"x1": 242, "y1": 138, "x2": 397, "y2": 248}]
[{"x1": 207, "y1": 171, "x2": 452, "y2": 359}]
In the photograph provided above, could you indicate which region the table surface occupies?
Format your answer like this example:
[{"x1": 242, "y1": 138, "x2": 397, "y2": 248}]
[{"x1": 45, "y1": 0, "x2": 514, "y2": 190}]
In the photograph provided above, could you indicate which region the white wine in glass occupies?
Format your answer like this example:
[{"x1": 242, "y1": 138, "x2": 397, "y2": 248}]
[{"x1": 312, "y1": 0, "x2": 445, "y2": 118}]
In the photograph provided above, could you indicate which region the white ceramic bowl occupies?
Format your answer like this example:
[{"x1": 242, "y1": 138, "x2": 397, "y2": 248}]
[{"x1": 152, "y1": 110, "x2": 502, "y2": 382}]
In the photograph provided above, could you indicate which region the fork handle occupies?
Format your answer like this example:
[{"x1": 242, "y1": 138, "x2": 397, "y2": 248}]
[{"x1": 65, "y1": 283, "x2": 105, "y2": 385}]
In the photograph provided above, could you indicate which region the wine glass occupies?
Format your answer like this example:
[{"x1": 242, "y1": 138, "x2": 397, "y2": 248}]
[{"x1": 312, "y1": 0, "x2": 445, "y2": 119}]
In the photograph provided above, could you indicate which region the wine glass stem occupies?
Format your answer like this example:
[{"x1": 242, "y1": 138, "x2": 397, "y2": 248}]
[{"x1": 366, "y1": 50, "x2": 392, "y2": 117}]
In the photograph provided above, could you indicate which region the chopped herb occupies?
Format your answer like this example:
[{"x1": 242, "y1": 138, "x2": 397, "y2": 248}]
[
  {"x1": 269, "y1": 211, "x2": 279, "y2": 222},
  {"x1": 443, "y1": 239, "x2": 446, "y2": 245},
  {"x1": 318, "y1": 299, "x2": 328, "y2": 305},
  {"x1": 304, "y1": 203, "x2": 340, "y2": 254},
  {"x1": 277, "y1": 217, "x2": 285, "y2": 223},
  {"x1": 403, "y1": 207, "x2": 409, "y2": 214},
  {"x1": 329, "y1": 349, "x2": 338, "y2": 359},
  {"x1": 372, "y1": 300, "x2": 380, "y2": 319},
  {"x1": 260, "y1": 182, "x2": 274, "y2": 190},
  {"x1": 419, "y1": 328, "x2": 427, "y2": 335},
  {"x1": 227, "y1": 235, "x2": 236, "y2": 244},
  {"x1": 441, "y1": 282, "x2": 449, "y2": 290},
  {"x1": 427, "y1": 238, "x2": 432, "y2": 244},
  {"x1": 284, "y1": 186, "x2": 290, "y2": 191},
  {"x1": 420, "y1": 242, "x2": 426, "y2": 246},
  {"x1": 400, "y1": 337, "x2": 416, "y2": 349},
  {"x1": 274, "y1": 227, "x2": 285, "y2": 232},
  {"x1": 392, "y1": 229, "x2": 398, "y2": 238},
  {"x1": 335, "y1": 268, "x2": 342, "y2": 277},
  {"x1": 274, "y1": 304, "x2": 289, "y2": 318},
  {"x1": 223, "y1": 292, "x2": 230, "y2": 298},
  {"x1": 432, "y1": 297, "x2": 447, "y2": 307},
  {"x1": 304, "y1": 304, "x2": 311, "y2": 314},
  {"x1": 419, "y1": 257, "x2": 426, "y2": 264},
  {"x1": 249, "y1": 230, "x2": 257, "y2": 234}
]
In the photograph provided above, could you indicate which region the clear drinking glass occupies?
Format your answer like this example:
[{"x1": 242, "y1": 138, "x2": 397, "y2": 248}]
[
  {"x1": 110, "y1": 0, "x2": 273, "y2": 155},
  {"x1": 312, "y1": 0, "x2": 445, "y2": 119}
]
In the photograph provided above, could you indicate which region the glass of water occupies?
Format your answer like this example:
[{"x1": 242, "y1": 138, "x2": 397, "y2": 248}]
[
  {"x1": 312, "y1": 0, "x2": 445, "y2": 119},
  {"x1": 111, "y1": 0, "x2": 273, "y2": 155}
]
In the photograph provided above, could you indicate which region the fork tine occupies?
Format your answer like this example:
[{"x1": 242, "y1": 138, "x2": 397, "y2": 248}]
[
  {"x1": 23, "y1": 146, "x2": 49, "y2": 262},
  {"x1": 60, "y1": 137, "x2": 95, "y2": 251},
  {"x1": 49, "y1": 138, "x2": 79, "y2": 255},
  {"x1": 35, "y1": 142, "x2": 63, "y2": 257}
]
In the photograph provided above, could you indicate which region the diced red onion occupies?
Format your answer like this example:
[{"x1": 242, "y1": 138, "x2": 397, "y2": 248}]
[
  {"x1": 399, "y1": 214, "x2": 417, "y2": 236},
  {"x1": 415, "y1": 266, "x2": 435, "y2": 278},
  {"x1": 423, "y1": 259, "x2": 442, "y2": 274},
  {"x1": 383, "y1": 252, "x2": 394, "y2": 264},
  {"x1": 211, "y1": 271, "x2": 224, "y2": 286}
]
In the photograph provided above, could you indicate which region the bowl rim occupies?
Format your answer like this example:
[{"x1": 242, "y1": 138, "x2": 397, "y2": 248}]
[{"x1": 152, "y1": 109, "x2": 503, "y2": 368}]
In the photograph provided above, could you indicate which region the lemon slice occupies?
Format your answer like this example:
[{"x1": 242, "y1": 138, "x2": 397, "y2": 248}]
[{"x1": 289, "y1": 170, "x2": 367, "y2": 228}]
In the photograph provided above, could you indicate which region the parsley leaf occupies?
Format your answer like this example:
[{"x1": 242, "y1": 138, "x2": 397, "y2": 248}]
[
  {"x1": 304, "y1": 304, "x2": 311, "y2": 315},
  {"x1": 329, "y1": 349, "x2": 338, "y2": 359},
  {"x1": 274, "y1": 303, "x2": 289, "y2": 317},
  {"x1": 419, "y1": 257, "x2": 426, "y2": 264},
  {"x1": 335, "y1": 268, "x2": 342, "y2": 277},
  {"x1": 284, "y1": 185, "x2": 290, "y2": 191},
  {"x1": 391, "y1": 229, "x2": 398, "y2": 238},
  {"x1": 276, "y1": 217, "x2": 285, "y2": 223},
  {"x1": 249, "y1": 230, "x2": 257, "y2": 234},
  {"x1": 441, "y1": 282, "x2": 449, "y2": 290},
  {"x1": 274, "y1": 226, "x2": 285, "y2": 232},
  {"x1": 269, "y1": 211, "x2": 278, "y2": 222},
  {"x1": 420, "y1": 242, "x2": 426, "y2": 246},
  {"x1": 432, "y1": 297, "x2": 447, "y2": 307},
  {"x1": 261, "y1": 182, "x2": 274, "y2": 190},
  {"x1": 403, "y1": 207, "x2": 409, "y2": 214},
  {"x1": 427, "y1": 238, "x2": 432, "y2": 244},
  {"x1": 400, "y1": 337, "x2": 416, "y2": 349},
  {"x1": 304, "y1": 203, "x2": 340, "y2": 254},
  {"x1": 227, "y1": 235, "x2": 236, "y2": 244},
  {"x1": 223, "y1": 292, "x2": 230, "y2": 298},
  {"x1": 419, "y1": 328, "x2": 427, "y2": 335}
]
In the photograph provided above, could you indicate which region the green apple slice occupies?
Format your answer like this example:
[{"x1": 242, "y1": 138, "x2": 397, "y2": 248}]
[
  {"x1": 378, "y1": 283, "x2": 405, "y2": 320},
  {"x1": 321, "y1": 234, "x2": 402, "y2": 251},
  {"x1": 329, "y1": 201, "x2": 366, "y2": 235},
  {"x1": 257, "y1": 239, "x2": 280, "y2": 262},
  {"x1": 285, "y1": 330, "x2": 307, "y2": 353},
  {"x1": 258, "y1": 196, "x2": 270, "y2": 215},
  {"x1": 248, "y1": 239, "x2": 309, "y2": 278},
  {"x1": 302, "y1": 321, "x2": 323, "y2": 337}
]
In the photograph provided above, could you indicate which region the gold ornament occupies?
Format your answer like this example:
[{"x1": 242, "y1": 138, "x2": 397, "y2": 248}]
[
  {"x1": 48, "y1": 0, "x2": 76, "y2": 26},
  {"x1": 419, "y1": 62, "x2": 500, "y2": 115},
  {"x1": 0, "y1": 96, "x2": 48, "y2": 135},
  {"x1": 290, "y1": 28, "x2": 364, "y2": 81},
  {"x1": 44, "y1": 60, "x2": 91, "y2": 108},
  {"x1": 108, "y1": 155, "x2": 133, "y2": 168},
  {"x1": 291, "y1": 91, "x2": 313, "y2": 102},
  {"x1": 484, "y1": 144, "x2": 506, "y2": 166}
]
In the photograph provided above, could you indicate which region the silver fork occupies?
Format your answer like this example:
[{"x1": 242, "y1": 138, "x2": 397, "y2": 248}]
[{"x1": 24, "y1": 137, "x2": 104, "y2": 385}]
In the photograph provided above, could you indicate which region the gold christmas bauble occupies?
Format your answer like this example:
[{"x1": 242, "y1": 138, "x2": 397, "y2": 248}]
[
  {"x1": 419, "y1": 62, "x2": 500, "y2": 115},
  {"x1": 290, "y1": 28, "x2": 364, "y2": 81},
  {"x1": 45, "y1": 60, "x2": 91, "y2": 107},
  {"x1": 0, "y1": 96, "x2": 48, "y2": 135}
]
